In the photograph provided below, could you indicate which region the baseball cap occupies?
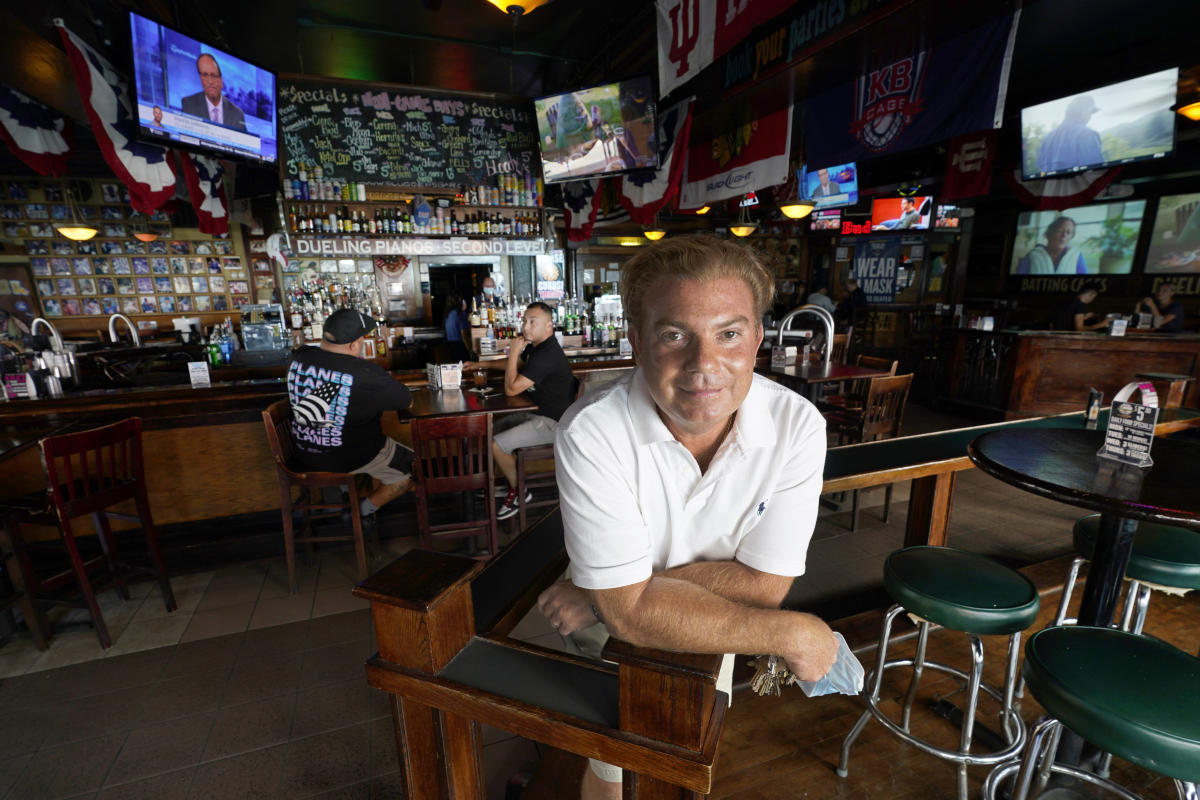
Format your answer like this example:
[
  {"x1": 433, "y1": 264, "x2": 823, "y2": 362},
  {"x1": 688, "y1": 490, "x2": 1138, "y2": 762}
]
[{"x1": 322, "y1": 308, "x2": 376, "y2": 344}]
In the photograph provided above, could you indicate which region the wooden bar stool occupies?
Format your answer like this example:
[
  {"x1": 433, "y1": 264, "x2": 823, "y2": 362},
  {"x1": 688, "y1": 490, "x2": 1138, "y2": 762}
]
[
  {"x1": 411, "y1": 414, "x2": 499, "y2": 557},
  {"x1": 513, "y1": 443, "x2": 558, "y2": 531},
  {"x1": 262, "y1": 400, "x2": 371, "y2": 594},
  {"x1": 4, "y1": 417, "x2": 175, "y2": 648},
  {"x1": 839, "y1": 546, "x2": 1040, "y2": 800},
  {"x1": 983, "y1": 626, "x2": 1200, "y2": 800}
]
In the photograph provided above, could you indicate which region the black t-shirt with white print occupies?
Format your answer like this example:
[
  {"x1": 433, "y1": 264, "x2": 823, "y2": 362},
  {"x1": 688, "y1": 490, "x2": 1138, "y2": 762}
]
[{"x1": 286, "y1": 346, "x2": 412, "y2": 473}]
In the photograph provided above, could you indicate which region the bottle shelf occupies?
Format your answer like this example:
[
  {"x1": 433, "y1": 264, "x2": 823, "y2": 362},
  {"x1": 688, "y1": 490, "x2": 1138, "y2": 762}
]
[{"x1": 287, "y1": 199, "x2": 544, "y2": 212}]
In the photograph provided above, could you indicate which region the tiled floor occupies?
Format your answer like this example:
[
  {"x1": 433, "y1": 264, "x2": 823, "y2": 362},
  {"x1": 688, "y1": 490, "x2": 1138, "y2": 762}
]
[{"x1": 0, "y1": 402, "x2": 1113, "y2": 798}]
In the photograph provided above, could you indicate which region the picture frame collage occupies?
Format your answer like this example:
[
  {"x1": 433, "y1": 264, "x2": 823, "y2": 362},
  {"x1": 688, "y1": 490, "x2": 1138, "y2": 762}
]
[{"x1": 1, "y1": 178, "x2": 248, "y2": 317}]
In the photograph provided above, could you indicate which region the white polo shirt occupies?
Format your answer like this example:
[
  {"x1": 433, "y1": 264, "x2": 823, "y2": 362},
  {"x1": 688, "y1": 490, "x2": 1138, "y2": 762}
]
[{"x1": 555, "y1": 369, "x2": 826, "y2": 591}]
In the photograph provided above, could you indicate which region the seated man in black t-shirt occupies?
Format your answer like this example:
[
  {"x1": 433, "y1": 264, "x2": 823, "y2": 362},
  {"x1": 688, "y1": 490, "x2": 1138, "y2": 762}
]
[
  {"x1": 470, "y1": 301, "x2": 577, "y2": 521},
  {"x1": 1053, "y1": 282, "x2": 1108, "y2": 331},
  {"x1": 1134, "y1": 283, "x2": 1185, "y2": 333},
  {"x1": 287, "y1": 309, "x2": 414, "y2": 517}
]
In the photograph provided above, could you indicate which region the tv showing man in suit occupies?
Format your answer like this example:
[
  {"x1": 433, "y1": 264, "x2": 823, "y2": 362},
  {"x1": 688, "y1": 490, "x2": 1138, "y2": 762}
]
[{"x1": 180, "y1": 54, "x2": 246, "y2": 131}]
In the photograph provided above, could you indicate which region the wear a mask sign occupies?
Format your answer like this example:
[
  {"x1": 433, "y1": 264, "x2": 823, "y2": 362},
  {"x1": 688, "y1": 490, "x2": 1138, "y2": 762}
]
[{"x1": 853, "y1": 239, "x2": 901, "y2": 303}]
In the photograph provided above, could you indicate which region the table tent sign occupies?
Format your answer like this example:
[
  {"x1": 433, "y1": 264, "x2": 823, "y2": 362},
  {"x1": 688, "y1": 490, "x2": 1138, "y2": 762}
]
[{"x1": 1098, "y1": 381, "x2": 1159, "y2": 468}]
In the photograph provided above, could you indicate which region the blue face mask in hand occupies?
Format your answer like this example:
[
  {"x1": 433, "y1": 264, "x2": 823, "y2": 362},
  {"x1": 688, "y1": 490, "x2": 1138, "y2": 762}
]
[{"x1": 796, "y1": 632, "x2": 865, "y2": 697}]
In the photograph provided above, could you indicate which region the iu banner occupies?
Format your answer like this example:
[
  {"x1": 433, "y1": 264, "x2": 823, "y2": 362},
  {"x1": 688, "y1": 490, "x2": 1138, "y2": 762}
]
[
  {"x1": 942, "y1": 131, "x2": 997, "y2": 201},
  {"x1": 804, "y1": 10, "x2": 1019, "y2": 167},
  {"x1": 56, "y1": 22, "x2": 176, "y2": 213},
  {"x1": 679, "y1": 83, "x2": 792, "y2": 208},
  {"x1": 852, "y1": 238, "x2": 901, "y2": 304},
  {"x1": 619, "y1": 98, "x2": 694, "y2": 224},
  {"x1": 657, "y1": 0, "x2": 798, "y2": 98},
  {"x1": 0, "y1": 86, "x2": 73, "y2": 176}
]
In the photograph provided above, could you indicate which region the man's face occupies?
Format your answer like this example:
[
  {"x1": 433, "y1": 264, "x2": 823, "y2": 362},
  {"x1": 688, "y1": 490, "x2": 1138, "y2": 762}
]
[
  {"x1": 522, "y1": 307, "x2": 553, "y2": 344},
  {"x1": 903, "y1": 200, "x2": 915, "y2": 212},
  {"x1": 197, "y1": 56, "x2": 223, "y2": 105},
  {"x1": 630, "y1": 276, "x2": 763, "y2": 442},
  {"x1": 818, "y1": 169, "x2": 830, "y2": 185},
  {"x1": 1156, "y1": 286, "x2": 1174, "y2": 304},
  {"x1": 152, "y1": 107, "x2": 163, "y2": 125},
  {"x1": 1080, "y1": 290, "x2": 1097, "y2": 304}
]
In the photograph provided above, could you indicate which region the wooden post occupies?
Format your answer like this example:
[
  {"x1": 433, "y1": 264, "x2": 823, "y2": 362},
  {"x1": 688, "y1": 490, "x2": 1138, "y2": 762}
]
[{"x1": 905, "y1": 471, "x2": 957, "y2": 547}]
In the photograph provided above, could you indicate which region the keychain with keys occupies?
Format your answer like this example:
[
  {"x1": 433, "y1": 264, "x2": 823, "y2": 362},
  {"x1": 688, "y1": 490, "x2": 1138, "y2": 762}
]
[{"x1": 749, "y1": 653, "x2": 795, "y2": 697}]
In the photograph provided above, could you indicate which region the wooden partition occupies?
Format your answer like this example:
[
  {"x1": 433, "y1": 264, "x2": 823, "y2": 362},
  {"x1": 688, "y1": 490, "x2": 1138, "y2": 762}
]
[{"x1": 355, "y1": 510, "x2": 727, "y2": 799}]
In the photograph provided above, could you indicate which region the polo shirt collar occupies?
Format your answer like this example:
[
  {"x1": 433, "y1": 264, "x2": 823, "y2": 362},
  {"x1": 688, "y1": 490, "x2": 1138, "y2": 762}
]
[{"x1": 627, "y1": 368, "x2": 777, "y2": 450}]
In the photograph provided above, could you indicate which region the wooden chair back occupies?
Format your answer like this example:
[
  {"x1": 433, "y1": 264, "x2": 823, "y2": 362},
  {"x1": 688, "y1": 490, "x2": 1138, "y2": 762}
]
[
  {"x1": 40, "y1": 417, "x2": 145, "y2": 518},
  {"x1": 843, "y1": 354, "x2": 899, "y2": 399},
  {"x1": 410, "y1": 414, "x2": 498, "y2": 554},
  {"x1": 831, "y1": 331, "x2": 851, "y2": 364},
  {"x1": 262, "y1": 399, "x2": 297, "y2": 474},
  {"x1": 857, "y1": 373, "x2": 913, "y2": 442}
]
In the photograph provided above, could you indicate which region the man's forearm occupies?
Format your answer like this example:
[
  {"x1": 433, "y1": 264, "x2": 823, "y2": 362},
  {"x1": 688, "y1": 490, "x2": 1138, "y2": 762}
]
[
  {"x1": 657, "y1": 561, "x2": 791, "y2": 608},
  {"x1": 503, "y1": 345, "x2": 523, "y2": 394}
]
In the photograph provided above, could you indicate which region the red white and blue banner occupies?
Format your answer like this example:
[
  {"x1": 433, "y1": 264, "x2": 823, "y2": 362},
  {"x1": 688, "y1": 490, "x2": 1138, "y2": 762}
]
[
  {"x1": 176, "y1": 151, "x2": 229, "y2": 234},
  {"x1": 619, "y1": 97, "x2": 694, "y2": 225},
  {"x1": 656, "y1": 0, "x2": 797, "y2": 97},
  {"x1": 563, "y1": 179, "x2": 602, "y2": 242},
  {"x1": 679, "y1": 83, "x2": 791, "y2": 208},
  {"x1": 1005, "y1": 167, "x2": 1122, "y2": 211},
  {"x1": 0, "y1": 86, "x2": 73, "y2": 176},
  {"x1": 56, "y1": 22, "x2": 176, "y2": 213},
  {"x1": 803, "y1": 10, "x2": 1019, "y2": 167}
]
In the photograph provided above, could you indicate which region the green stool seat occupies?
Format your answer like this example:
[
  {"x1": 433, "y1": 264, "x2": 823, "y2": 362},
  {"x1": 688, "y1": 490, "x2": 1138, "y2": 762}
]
[
  {"x1": 885, "y1": 547, "x2": 1041, "y2": 635},
  {"x1": 1075, "y1": 515, "x2": 1200, "y2": 590},
  {"x1": 1023, "y1": 626, "x2": 1200, "y2": 784}
]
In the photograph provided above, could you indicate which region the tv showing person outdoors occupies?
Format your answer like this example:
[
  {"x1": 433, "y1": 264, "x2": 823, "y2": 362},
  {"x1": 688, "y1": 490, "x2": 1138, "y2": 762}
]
[
  {"x1": 1144, "y1": 193, "x2": 1200, "y2": 274},
  {"x1": 1009, "y1": 200, "x2": 1147, "y2": 275},
  {"x1": 534, "y1": 76, "x2": 658, "y2": 183},
  {"x1": 1020, "y1": 68, "x2": 1177, "y2": 179},
  {"x1": 129, "y1": 11, "x2": 277, "y2": 164}
]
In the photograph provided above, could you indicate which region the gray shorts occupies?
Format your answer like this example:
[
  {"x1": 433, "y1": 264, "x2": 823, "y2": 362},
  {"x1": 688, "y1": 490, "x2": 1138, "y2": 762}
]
[
  {"x1": 493, "y1": 412, "x2": 557, "y2": 454},
  {"x1": 353, "y1": 437, "x2": 413, "y2": 486}
]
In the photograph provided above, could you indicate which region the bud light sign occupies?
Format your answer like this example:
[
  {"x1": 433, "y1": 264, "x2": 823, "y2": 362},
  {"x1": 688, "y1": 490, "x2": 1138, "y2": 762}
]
[{"x1": 853, "y1": 239, "x2": 900, "y2": 303}]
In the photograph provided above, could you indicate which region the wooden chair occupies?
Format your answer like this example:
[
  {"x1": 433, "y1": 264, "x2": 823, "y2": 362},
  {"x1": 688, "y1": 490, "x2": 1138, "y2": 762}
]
[
  {"x1": 262, "y1": 400, "x2": 371, "y2": 594},
  {"x1": 830, "y1": 331, "x2": 852, "y2": 365},
  {"x1": 411, "y1": 414, "x2": 500, "y2": 557},
  {"x1": 513, "y1": 444, "x2": 558, "y2": 531},
  {"x1": 828, "y1": 373, "x2": 913, "y2": 531},
  {"x1": 821, "y1": 354, "x2": 899, "y2": 411},
  {"x1": 355, "y1": 509, "x2": 726, "y2": 798},
  {"x1": 4, "y1": 417, "x2": 175, "y2": 648}
]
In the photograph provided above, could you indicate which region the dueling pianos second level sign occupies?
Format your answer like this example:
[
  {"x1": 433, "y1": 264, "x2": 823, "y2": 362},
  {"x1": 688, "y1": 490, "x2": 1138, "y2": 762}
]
[
  {"x1": 291, "y1": 236, "x2": 547, "y2": 257},
  {"x1": 277, "y1": 76, "x2": 539, "y2": 190}
]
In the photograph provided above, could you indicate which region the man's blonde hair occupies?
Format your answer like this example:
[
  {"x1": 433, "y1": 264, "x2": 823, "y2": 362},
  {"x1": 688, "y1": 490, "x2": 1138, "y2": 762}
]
[{"x1": 620, "y1": 235, "x2": 774, "y2": 330}]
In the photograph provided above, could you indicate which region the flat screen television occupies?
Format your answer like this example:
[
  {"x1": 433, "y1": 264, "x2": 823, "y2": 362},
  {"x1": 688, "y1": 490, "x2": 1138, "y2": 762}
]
[
  {"x1": 129, "y1": 11, "x2": 277, "y2": 165},
  {"x1": 1009, "y1": 199, "x2": 1147, "y2": 275},
  {"x1": 934, "y1": 204, "x2": 960, "y2": 229},
  {"x1": 1020, "y1": 68, "x2": 1178, "y2": 179},
  {"x1": 809, "y1": 209, "x2": 842, "y2": 231},
  {"x1": 803, "y1": 162, "x2": 858, "y2": 210},
  {"x1": 534, "y1": 76, "x2": 658, "y2": 184},
  {"x1": 1144, "y1": 192, "x2": 1200, "y2": 274},
  {"x1": 870, "y1": 196, "x2": 932, "y2": 231}
]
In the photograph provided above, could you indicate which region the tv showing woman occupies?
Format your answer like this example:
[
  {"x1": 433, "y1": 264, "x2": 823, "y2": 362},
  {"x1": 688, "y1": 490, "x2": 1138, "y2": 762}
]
[{"x1": 1015, "y1": 216, "x2": 1087, "y2": 275}]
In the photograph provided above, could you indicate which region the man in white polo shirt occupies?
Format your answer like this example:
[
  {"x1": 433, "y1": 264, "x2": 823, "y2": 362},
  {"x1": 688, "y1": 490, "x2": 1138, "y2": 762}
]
[{"x1": 537, "y1": 235, "x2": 838, "y2": 799}]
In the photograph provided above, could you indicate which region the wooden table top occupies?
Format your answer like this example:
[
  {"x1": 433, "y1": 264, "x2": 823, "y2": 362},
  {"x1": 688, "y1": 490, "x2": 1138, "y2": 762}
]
[
  {"x1": 768, "y1": 362, "x2": 891, "y2": 385},
  {"x1": 968, "y1": 427, "x2": 1200, "y2": 529},
  {"x1": 404, "y1": 385, "x2": 535, "y2": 419}
]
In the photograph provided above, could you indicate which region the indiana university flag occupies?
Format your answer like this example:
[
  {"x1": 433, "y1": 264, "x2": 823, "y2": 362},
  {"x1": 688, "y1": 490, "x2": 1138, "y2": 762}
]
[
  {"x1": 804, "y1": 11, "x2": 1019, "y2": 167},
  {"x1": 679, "y1": 83, "x2": 792, "y2": 208},
  {"x1": 56, "y1": 22, "x2": 176, "y2": 213},
  {"x1": 942, "y1": 131, "x2": 997, "y2": 201}
]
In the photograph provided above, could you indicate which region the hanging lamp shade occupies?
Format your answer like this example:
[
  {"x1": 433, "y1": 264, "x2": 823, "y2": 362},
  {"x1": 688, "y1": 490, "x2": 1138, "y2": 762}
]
[
  {"x1": 54, "y1": 182, "x2": 98, "y2": 241},
  {"x1": 485, "y1": 0, "x2": 551, "y2": 16}
]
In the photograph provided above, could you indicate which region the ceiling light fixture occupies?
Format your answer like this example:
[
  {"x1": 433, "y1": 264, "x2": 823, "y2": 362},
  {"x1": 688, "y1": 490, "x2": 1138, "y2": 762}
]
[
  {"x1": 695, "y1": 205, "x2": 710, "y2": 215},
  {"x1": 485, "y1": 0, "x2": 551, "y2": 17},
  {"x1": 54, "y1": 182, "x2": 98, "y2": 241},
  {"x1": 779, "y1": 199, "x2": 814, "y2": 220},
  {"x1": 728, "y1": 203, "x2": 758, "y2": 238},
  {"x1": 1177, "y1": 101, "x2": 1200, "y2": 121},
  {"x1": 642, "y1": 212, "x2": 666, "y2": 240}
]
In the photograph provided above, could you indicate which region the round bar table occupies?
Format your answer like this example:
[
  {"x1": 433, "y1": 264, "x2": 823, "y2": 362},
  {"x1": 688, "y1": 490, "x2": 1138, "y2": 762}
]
[{"x1": 969, "y1": 427, "x2": 1200, "y2": 782}]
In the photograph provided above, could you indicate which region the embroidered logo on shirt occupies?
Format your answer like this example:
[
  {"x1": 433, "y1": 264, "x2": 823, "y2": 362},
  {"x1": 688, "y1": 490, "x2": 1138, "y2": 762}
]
[{"x1": 756, "y1": 499, "x2": 768, "y2": 517}]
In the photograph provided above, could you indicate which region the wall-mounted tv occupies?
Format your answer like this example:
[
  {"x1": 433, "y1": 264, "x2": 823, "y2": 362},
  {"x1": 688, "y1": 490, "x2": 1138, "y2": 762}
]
[
  {"x1": 934, "y1": 204, "x2": 960, "y2": 229},
  {"x1": 803, "y1": 162, "x2": 858, "y2": 210},
  {"x1": 1020, "y1": 68, "x2": 1178, "y2": 180},
  {"x1": 809, "y1": 209, "x2": 841, "y2": 231},
  {"x1": 870, "y1": 197, "x2": 932, "y2": 231},
  {"x1": 129, "y1": 11, "x2": 277, "y2": 165},
  {"x1": 1145, "y1": 192, "x2": 1200, "y2": 274},
  {"x1": 1010, "y1": 199, "x2": 1147, "y2": 275},
  {"x1": 534, "y1": 76, "x2": 658, "y2": 184}
]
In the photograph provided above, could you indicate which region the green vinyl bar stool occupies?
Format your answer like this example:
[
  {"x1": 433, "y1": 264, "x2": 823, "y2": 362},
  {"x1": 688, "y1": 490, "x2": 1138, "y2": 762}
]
[
  {"x1": 838, "y1": 546, "x2": 1041, "y2": 800},
  {"x1": 983, "y1": 626, "x2": 1200, "y2": 800},
  {"x1": 1055, "y1": 515, "x2": 1200, "y2": 636}
]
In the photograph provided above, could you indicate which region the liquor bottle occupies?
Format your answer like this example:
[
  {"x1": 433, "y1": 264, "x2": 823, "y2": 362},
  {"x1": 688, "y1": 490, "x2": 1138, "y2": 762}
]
[{"x1": 469, "y1": 298, "x2": 481, "y2": 328}]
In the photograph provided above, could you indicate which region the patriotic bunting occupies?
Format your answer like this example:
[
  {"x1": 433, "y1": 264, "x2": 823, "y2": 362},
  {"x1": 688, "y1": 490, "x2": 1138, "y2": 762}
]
[
  {"x1": 1005, "y1": 168, "x2": 1122, "y2": 211},
  {"x1": 176, "y1": 151, "x2": 229, "y2": 234},
  {"x1": 56, "y1": 22, "x2": 176, "y2": 213},
  {"x1": 563, "y1": 179, "x2": 602, "y2": 242},
  {"x1": 619, "y1": 98, "x2": 694, "y2": 225},
  {"x1": 0, "y1": 86, "x2": 73, "y2": 176}
]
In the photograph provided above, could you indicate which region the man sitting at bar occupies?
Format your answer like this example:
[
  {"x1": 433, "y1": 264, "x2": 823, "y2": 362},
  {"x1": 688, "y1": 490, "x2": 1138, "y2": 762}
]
[
  {"x1": 1052, "y1": 281, "x2": 1108, "y2": 331},
  {"x1": 287, "y1": 309, "x2": 413, "y2": 517},
  {"x1": 537, "y1": 236, "x2": 839, "y2": 799},
  {"x1": 1134, "y1": 283, "x2": 1185, "y2": 333},
  {"x1": 469, "y1": 301, "x2": 576, "y2": 521}
]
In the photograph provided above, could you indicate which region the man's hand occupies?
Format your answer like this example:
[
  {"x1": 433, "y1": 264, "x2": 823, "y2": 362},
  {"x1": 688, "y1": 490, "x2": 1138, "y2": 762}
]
[
  {"x1": 536, "y1": 580, "x2": 599, "y2": 636},
  {"x1": 777, "y1": 613, "x2": 839, "y2": 682}
]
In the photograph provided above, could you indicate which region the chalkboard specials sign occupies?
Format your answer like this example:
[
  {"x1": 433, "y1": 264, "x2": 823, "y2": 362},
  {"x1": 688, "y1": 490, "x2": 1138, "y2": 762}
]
[{"x1": 277, "y1": 75, "x2": 539, "y2": 190}]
